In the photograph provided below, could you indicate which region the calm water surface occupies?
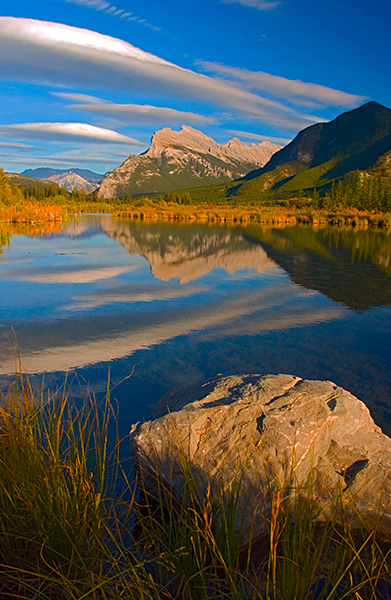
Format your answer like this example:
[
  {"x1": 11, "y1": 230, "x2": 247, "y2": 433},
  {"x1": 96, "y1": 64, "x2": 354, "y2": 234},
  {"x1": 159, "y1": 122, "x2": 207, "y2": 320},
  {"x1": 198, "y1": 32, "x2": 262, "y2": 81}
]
[{"x1": 1, "y1": 214, "x2": 391, "y2": 438}]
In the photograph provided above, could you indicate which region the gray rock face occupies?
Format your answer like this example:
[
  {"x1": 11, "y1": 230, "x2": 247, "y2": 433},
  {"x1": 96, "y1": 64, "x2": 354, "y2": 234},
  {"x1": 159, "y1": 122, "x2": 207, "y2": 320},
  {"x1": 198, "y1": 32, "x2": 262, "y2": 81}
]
[
  {"x1": 99, "y1": 125, "x2": 281, "y2": 198},
  {"x1": 47, "y1": 172, "x2": 99, "y2": 193},
  {"x1": 130, "y1": 374, "x2": 391, "y2": 538}
]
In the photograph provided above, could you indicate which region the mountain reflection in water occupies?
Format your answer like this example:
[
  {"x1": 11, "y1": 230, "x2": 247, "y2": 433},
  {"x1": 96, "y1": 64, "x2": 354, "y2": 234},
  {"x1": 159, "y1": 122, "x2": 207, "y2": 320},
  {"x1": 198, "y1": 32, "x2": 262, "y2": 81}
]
[
  {"x1": 1, "y1": 215, "x2": 391, "y2": 435},
  {"x1": 101, "y1": 217, "x2": 276, "y2": 283},
  {"x1": 245, "y1": 225, "x2": 391, "y2": 311}
]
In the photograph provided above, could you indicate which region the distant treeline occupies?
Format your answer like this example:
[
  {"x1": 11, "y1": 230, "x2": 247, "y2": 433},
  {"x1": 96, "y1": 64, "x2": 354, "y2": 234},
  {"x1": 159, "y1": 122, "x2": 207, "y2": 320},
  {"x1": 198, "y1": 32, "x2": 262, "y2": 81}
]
[
  {"x1": 313, "y1": 172, "x2": 391, "y2": 212},
  {"x1": 140, "y1": 169, "x2": 391, "y2": 213},
  {"x1": 2, "y1": 167, "x2": 391, "y2": 215},
  {"x1": 0, "y1": 169, "x2": 67, "y2": 223},
  {"x1": 1, "y1": 169, "x2": 69, "y2": 205}
]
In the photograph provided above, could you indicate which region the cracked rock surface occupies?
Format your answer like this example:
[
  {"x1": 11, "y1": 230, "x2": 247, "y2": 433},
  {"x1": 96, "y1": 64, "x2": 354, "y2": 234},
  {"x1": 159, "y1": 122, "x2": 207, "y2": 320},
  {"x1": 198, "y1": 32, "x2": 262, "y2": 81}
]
[{"x1": 130, "y1": 374, "x2": 391, "y2": 538}]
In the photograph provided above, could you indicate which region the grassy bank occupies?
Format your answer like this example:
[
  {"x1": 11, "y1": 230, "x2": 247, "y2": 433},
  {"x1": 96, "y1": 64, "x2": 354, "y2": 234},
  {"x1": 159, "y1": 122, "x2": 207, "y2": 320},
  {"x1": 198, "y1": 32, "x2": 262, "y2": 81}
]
[
  {"x1": 2, "y1": 169, "x2": 391, "y2": 229},
  {"x1": 0, "y1": 169, "x2": 67, "y2": 226},
  {"x1": 0, "y1": 202, "x2": 67, "y2": 225},
  {"x1": 0, "y1": 373, "x2": 390, "y2": 599},
  {"x1": 115, "y1": 203, "x2": 391, "y2": 228},
  {"x1": 2, "y1": 200, "x2": 390, "y2": 230}
]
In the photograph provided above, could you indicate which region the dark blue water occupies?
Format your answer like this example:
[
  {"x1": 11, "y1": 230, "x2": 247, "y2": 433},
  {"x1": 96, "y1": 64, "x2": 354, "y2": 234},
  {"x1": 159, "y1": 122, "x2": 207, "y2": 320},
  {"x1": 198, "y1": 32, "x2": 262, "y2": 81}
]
[{"x1": 1, "y1": 215, "x2": 391, "y2": 439}]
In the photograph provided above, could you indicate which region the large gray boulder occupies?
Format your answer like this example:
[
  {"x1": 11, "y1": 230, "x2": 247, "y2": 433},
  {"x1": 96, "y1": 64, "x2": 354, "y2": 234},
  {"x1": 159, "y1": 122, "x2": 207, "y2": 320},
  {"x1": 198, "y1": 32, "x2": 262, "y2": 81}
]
[{"x1": 130, "y1": 374, "x2": 391, "y2": 539}]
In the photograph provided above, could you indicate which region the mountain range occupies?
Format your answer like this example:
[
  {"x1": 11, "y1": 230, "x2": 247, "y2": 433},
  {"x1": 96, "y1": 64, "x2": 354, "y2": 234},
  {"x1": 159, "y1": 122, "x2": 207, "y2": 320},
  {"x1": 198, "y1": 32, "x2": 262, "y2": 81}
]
[
  {"x1": 98, "y1": 126, "x2": 281, "y2": 198},
  {"x1": 21, "y1": 168, "x2": 105, "y2": 193},
  {"x1": 224, "y1": 101, "x2": 391, "y2": 201},
  {"x1": 101, "y1": 217, "x2": 275, "y2": 283},
  {"x1": 9, "y1": 102, "x2": 391, "y2": 202},
  {"x1": 22, "y1": 168, "x2": 104, "y2": 184}
]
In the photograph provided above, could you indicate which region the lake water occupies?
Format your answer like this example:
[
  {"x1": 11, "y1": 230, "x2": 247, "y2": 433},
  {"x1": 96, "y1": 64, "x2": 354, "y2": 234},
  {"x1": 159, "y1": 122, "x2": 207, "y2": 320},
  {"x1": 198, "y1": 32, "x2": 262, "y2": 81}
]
[{"x1": 1, "y1": 214, "x2": 391, "y2": 439}]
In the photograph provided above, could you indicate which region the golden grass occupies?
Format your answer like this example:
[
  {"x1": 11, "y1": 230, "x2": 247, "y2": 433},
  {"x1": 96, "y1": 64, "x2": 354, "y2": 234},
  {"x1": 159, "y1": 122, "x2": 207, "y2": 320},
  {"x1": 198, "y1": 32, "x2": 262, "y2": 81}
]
[
  {"x1": 115, "y1": 204, "x2": 391, "y2": 228},
  {"x1": 0, "y1": 369, "x2": 389, "y2": 598},
  {"x1": 0, "y1": 201, "x2": 67, "y2": 225}
]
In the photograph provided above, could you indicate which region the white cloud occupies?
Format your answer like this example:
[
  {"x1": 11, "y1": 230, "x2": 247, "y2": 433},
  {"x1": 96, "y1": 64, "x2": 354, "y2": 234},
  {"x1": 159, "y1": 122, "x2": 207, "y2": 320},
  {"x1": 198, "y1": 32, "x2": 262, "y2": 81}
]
[
  {"x1": 61, "y1": 284, "x2": 209, "y2": 311},
  {"x1": 13, "y1": 265, "x2": 135, "y2": 284},
  {"x1": 1, "y1": 285, "x2": 345, "y2": 374},
  {"x1": 53, "y1": 92, "x2": 109, "y2": 104},
  {"x1": 228, "y1": 130, "x2": 291, "y2": 145},
  {"x1": 221, "y1": 0, "x2": 281, "y2": 10},
  {"x1": 0, "y1": 17, "x2": 321, "y2": 132},
  {"x1": 0, "y1": 152, "x2": 128, "y2": 167},
  {"x1": 62, "y1": 0, "x2": 161, "y2": 30},
  {"x1": 0, "y1": 141, "x2": 40, "y2": 153},
  {"x1": 54, "y1": 92, "x2": 216, "y2": 125},
  {"x1": 0, "y1": 142, "x2": 133, "y2": 169},
  {"x1": 65, "y1": 0, "x2": 110, "y2": 9},
  {"x1": 1, "y1": 122, "x2": 144, "y2": 145},
  {"x1": 198, "y1": 61, "x2": 366, "y2": 108}
]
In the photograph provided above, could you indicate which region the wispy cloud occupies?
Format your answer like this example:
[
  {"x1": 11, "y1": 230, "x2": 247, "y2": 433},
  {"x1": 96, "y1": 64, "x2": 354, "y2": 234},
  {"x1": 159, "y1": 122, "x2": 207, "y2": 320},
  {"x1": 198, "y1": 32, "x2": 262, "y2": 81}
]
[
  {"x1": 0, "y1": 152, "x2": 128, "y2": 167},
  {"x1": 197, "y1": 61, "x2": 366, "y2": 108},
  {"x1": 0, "y1": 18, "x2": 321, "y2": 132},
  {"x1": 12, "y1": 265, "x2": 135, "y2": 284},
  {"x1": 62, "y1": 0, "x2": 161, "y2": 31},
  {"x1": 0, "y1": 141, "x2": 40, "y2": 153},
  {"x1": 221, "y1": 0, "x2": 281, "y2": 11},
  {"x1": 53, "y1": 92, "x2": 109, "y2": 104},
  {"x1": 64, "y1": 0, "x2": 110, "y2": 8},
  {"x1": 1, "y1": 122, "x2": 144, "y2": 145},
  {"x1": 53, "y1": 92, "x2": 216, "y2": 125},
  {"x1": 228, "y1": 130, "x2": 291, "y2": 145},
  {"x1": 1, "y1": 284, "x2": 345, "y2": 374},
  {"x1": 61, "y1": 284, "x2": 209, "y2": 312},
  {"x1": 0, "y1": 142, "x2": 134, "y2": 169}
]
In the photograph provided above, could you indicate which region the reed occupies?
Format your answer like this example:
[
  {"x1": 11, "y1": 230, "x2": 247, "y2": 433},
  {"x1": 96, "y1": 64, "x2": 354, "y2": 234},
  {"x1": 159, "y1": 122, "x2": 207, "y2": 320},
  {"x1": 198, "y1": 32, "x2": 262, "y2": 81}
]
[
  {"x1": 114, "y1": 204, "x2": 391, "y2": 229},
  {"x1": 0, "y1": 201, "x2": 67, "y2": 225},
  {"x1": 0, "y1": 370, "x2": 389, "y2": 599},
  {"x1": 0, "y1": 370, "x2": 115, "y2": 597}
]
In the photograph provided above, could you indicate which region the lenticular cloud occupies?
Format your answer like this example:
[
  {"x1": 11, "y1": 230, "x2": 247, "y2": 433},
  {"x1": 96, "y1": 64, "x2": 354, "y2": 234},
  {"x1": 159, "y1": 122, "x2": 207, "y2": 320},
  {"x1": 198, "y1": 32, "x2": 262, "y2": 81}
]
[
  {"x1": 0, "y1": 16, "x2": 317, "y2": 130},
  {"x1": 2, "y1": 17, "x2": 167, "y2": 65},
  {"x1": 1, "y1": 122, "x2": 143, "y2": 144},
  {"x1": 0, "y1": 17, "x2": 177, "y2": 91}
]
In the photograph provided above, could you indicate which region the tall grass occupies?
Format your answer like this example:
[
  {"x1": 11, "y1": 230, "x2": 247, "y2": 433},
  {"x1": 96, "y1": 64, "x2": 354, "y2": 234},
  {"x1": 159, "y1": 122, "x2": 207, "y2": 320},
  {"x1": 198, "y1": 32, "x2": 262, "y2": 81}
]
[
  {"x1": 115, "y1": 205, "x2": 391, "y2": 228},
  {"x1": 0, "y1": 201, "x2": 67, "y2": 225},
  {"x1": 0, "y1": 371, "x2": 116, "y2": 598},
  {"x1": 0, "y1": 371, "x2": 389, "y2": 599}
]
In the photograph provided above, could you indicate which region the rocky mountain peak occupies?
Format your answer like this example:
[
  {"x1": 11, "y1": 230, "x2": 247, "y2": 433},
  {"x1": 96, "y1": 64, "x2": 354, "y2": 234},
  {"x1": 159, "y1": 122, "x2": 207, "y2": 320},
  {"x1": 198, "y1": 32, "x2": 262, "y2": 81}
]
[
  {"x1": 47, "y1": 172, "x2": 99, "y2": 193},
  {"x1": 145, "y1": 125, "x2": 281, "y2": 163},
  {"x1": 99, "y1": 125, "x2": 282, "y2": 198},
  {"x1": 146, "y1": 125, "x2": 223, "y2": 158},
  {"x1": 257, "y1": 101, "x2": 391, "y2": 177}
]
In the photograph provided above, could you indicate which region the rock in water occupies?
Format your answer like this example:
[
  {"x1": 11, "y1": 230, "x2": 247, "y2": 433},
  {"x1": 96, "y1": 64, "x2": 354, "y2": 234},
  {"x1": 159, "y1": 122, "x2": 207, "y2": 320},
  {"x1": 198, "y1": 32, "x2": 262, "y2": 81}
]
[{"x1": 130, "y1": 374, "x2": 391, "y2": 540}]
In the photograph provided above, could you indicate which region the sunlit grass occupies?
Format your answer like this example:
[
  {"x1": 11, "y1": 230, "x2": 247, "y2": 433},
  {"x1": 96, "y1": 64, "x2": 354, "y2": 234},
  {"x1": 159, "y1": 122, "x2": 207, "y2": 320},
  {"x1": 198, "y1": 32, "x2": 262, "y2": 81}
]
[
  {"x1": 0, "y1": 370, "x2": 389, "y2": 598},
  {"x1": 0, "y1": 201, "x2": 67, "y2": 225},
  {"x1": 115, "y1": 204, "x2": 391, "y2": 228}
]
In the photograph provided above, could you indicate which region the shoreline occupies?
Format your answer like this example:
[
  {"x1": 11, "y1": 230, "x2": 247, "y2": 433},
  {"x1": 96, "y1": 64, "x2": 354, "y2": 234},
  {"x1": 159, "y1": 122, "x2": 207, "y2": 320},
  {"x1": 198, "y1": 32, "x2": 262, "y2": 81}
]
[
  {"x1": 114, "y1": 205, "x2": 391, "y2": 228},
  {"x1": 1, "y1": 203, "x2": 391, "y2": 229}
]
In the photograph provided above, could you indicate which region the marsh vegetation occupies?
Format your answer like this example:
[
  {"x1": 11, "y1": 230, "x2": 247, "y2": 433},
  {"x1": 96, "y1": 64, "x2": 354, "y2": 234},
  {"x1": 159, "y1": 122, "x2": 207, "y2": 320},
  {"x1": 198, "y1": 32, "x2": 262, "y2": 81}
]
[{"x1": 0, "y1": 373, "x2": 390, "y2": 599}]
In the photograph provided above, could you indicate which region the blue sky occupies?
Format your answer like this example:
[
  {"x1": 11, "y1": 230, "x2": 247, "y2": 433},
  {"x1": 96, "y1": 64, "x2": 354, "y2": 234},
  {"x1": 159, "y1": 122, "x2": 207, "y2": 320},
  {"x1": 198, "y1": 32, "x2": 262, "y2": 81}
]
[{"x1": 1, "y1": 0, "x2": 390, "y2": 174}]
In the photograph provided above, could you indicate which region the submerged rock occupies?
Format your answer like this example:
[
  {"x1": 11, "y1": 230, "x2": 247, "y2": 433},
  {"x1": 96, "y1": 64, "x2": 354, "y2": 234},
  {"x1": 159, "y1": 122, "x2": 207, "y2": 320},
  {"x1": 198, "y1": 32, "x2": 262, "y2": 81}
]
[{"x1": 130, "y1": 374, "x2": 391, "y2": 539}]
